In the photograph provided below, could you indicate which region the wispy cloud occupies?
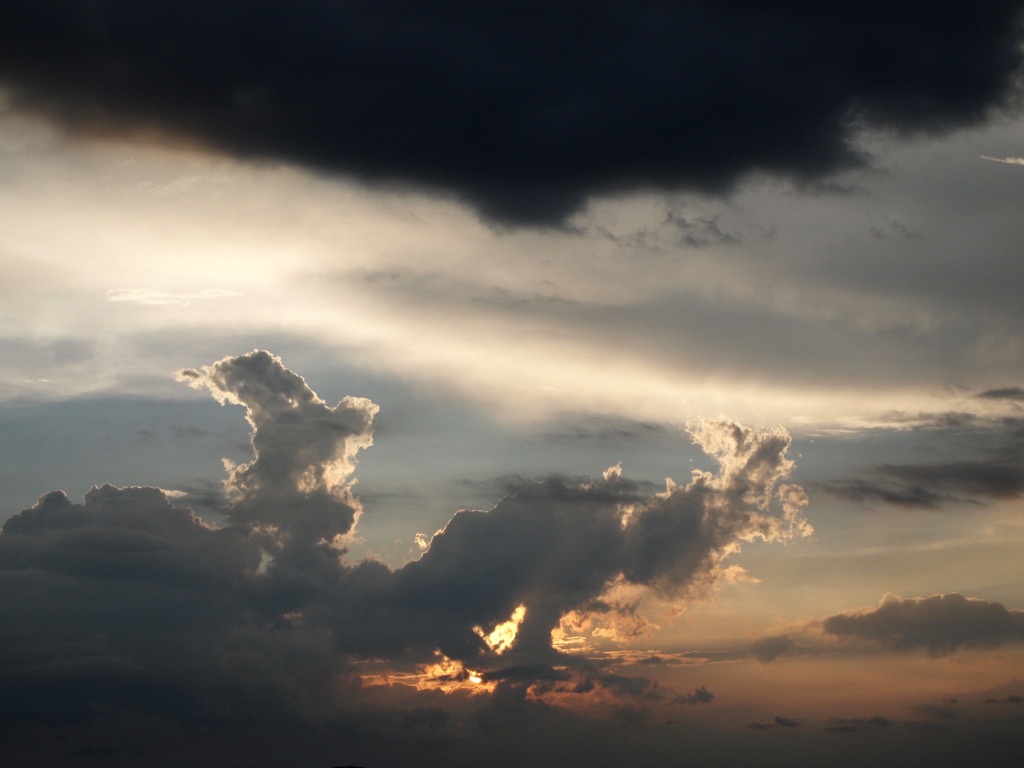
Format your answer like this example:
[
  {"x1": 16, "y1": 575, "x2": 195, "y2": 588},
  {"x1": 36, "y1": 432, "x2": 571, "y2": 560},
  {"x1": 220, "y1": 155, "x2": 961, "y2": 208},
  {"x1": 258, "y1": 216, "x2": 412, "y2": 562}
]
[
  {"x1": 105, "y1": 288, "x2": 242, "y2": 305},
  {"x1": 980, "y1": 155, "x2": 1024, "y2": 165}
]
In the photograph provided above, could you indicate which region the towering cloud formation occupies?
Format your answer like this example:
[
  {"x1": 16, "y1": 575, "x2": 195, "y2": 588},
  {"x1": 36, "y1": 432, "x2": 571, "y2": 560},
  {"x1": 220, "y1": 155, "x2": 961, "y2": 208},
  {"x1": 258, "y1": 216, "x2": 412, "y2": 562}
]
[
  {"x1": 178, "y1": 351, "x2": 378, "y2": 559},
  {"x1": 0, "y1": 350, "x2": 811, "y2": 753},
  {"x1": 1, "y1": 2, "x2": 1021, "y2": 225}
]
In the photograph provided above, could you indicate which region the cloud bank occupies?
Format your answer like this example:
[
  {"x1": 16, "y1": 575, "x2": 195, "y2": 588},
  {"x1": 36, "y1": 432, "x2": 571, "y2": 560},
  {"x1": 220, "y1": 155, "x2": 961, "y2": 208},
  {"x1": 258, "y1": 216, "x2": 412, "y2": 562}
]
[
  {"x1": 2, "y1": 2, "x2": 1022, "y2": 224},
  {"x1": 0, "y1": 350, "x2": 811, "y2": 756}
]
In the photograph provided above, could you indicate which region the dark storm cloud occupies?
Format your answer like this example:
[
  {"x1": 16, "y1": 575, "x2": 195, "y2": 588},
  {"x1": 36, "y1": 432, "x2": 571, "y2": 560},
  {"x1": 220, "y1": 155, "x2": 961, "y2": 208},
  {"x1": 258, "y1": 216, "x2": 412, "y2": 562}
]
[
  {"x1": 823, "y1": 593, "x2": 1024, "y2": 656},
  {"x1": 1, "y1": 2, "x2": 1022, "y2": 225}
]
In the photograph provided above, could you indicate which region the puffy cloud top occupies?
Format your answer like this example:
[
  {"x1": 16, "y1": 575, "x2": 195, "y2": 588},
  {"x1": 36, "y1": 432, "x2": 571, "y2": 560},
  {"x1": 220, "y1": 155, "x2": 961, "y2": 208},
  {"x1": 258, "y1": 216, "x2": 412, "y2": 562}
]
[{"x1": 178, "y1": 350, "x2": 379, "y2": 552}]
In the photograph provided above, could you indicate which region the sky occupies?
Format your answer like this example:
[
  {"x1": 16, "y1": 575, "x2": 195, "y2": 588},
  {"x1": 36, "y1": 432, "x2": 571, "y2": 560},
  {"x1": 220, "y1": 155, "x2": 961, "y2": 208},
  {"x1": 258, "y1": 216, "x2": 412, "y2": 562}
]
[{"x1": 2, "y1": 2, "x2": 1024, "y2": 766}]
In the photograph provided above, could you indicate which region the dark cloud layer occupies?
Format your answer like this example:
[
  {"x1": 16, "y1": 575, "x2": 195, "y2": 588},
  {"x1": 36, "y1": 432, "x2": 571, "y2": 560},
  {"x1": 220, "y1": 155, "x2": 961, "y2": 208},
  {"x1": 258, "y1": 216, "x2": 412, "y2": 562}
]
[
  {"x1": 2, "y1": 2, "x2": 1022, "y2": 225},
  {"x1": 824, "y1": 418, "x2": 1024, "y2": 508},
  {"x1": 825, "y1": 458, "x2": 1024, "y2": 508},
  {"x1": 975, "y1": 386, "x2": 1024, "y2": 401},
  {"x1": 0, "y1": 350, "x2": 806, "y2": 761},
  {"x1": 823, "y1": 593, "x2": 1024, "y2": 656}
]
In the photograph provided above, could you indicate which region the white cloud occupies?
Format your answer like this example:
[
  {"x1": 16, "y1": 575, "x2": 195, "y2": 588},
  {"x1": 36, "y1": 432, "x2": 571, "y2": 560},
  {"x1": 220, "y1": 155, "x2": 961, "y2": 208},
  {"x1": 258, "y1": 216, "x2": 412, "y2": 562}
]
[
  {"x1": 980, "y1": 154, "x2": 1024, "y2": 165},
  {"x1": 106, "y1": 288, "x2": 242, "y2": 305}
]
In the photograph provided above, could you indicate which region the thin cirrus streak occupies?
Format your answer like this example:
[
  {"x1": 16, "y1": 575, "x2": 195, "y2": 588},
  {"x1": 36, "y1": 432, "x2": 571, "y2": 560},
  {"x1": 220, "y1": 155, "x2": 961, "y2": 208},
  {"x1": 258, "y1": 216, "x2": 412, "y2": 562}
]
[
  {"x1": 105, "y1": 288, "x2": 242, "y2": 305},
  {"x1": 980, "y1": 154, "x2": 1024, "y2": 165}
]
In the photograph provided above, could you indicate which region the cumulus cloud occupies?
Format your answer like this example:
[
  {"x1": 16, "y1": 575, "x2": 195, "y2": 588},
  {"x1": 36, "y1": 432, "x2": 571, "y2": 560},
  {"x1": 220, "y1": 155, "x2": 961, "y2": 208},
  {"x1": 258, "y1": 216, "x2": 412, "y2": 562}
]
[
  {"x1": 177, "y1": 350, "x2": 379, "y2": 557},
  {"x1": 0, "y1": 350, "x2": 812, "y2": 759},
  {"x1": 1, "y1": 2, "x2": 1021, "y2": 225},
  {"x1": 823, "y1": 593, "x2": 1024, "y2": 656}
]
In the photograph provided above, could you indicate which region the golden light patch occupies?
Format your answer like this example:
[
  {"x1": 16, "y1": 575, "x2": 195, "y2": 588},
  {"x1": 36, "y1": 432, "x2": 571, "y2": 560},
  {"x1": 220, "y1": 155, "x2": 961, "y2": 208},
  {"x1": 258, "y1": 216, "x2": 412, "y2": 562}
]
[
  {"x1": 365, "y1": 652, "x2": 497, "y2": 694},
  {"x1": 474, "y1": 604, "x2": 526, "y2": 654}
]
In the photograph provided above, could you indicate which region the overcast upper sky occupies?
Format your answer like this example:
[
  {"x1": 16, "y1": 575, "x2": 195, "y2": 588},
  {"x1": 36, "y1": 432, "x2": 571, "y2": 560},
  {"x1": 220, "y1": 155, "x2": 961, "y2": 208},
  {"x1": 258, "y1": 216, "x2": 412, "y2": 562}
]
[{"x1": 2, "y1": 3, "x2": 1024, "y2": 766}]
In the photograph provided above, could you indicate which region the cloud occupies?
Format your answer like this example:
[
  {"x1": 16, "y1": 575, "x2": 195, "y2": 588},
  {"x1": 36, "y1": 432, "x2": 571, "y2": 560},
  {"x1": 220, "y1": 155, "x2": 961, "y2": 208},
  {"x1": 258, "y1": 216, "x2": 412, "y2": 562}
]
[
  {"x1": 748, "y1": 633, "x2": 798, "y2": 663},
  {"x1": 678, "y1": 685, "x2": 714, "y2": 705},
  {"x1": 981, "y1": 155, "x2": 1024, "y2": 165},
  {"x1": 177, "y1": 350, "x2": 379, "y2": 557},
  {"x1": 824, "y1": 458, "x2": 1024, "y2": 509},
  {"x1": 823, "y1": 593, "x2": 1024, "y2": 655},
  {"x1": 823, "y1": 716, "x2": 890, "y2": 732},
  {"x1": 1, "y1": 2, "x2": 1022, "y2": 225},
  {"x1": 0, "y1": 349, "x2": 810, "y2": 758},
  {"x1": 975, "y1": 386, "x2": 1024, "y2": 401},
  {"x1": 823, "y1": 418, "x2": 1024, "y2": 508},
  {"x1": 106, "y1": 288, "x2": 242, "y2": 305},
  {"x1": 354, "y1": 420, "x2": 810, "y2": 662}
]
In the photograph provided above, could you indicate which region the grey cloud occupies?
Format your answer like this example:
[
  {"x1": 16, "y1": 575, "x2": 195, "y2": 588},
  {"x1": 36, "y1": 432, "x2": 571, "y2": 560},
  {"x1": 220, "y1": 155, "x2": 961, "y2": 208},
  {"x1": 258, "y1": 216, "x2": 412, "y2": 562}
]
[
  {"x1": 678, "y1": 685, "x2": 714, "y2": 705},
  {"x1": 914, "y1": 704, "x2": 960, "y2": 720},
  {"x1": 459, "y1": 471, "x2": 654, "y2": 502},
  {"x1": 822, "y1": 477, "x2": 947, "y2": 509},
  {"x1": 976, "y1": 386, "x2": 1024, "y2": 401},
  {"x1": 178, "y1": 350, "x2": 379, "y2": 555},
  {"x1": 748, "y1": 633, "x2": 797, "y2": 663},
  {"x1": 514, "y1": 665, "x2": 712, "y2": 709},
  {"x1": 1, "y1": 2, "x2": 1022, "y2": 225},
  {"x1": 824, "y1": 716, "x2": 889, "y2": 733},
  {"x1": 824, "y1": 459, "x2": 1024, "y2": 509},
  {"x1": 665, "y1": 211, "x2": 741, "y2": 249},
  {"x1": 596, "y1": 207, "x2": 741, "y2": 252},
  {"x1": 47, "y1": 338, "x2": 94, "y2": 364},
  {"x1": 985, "y1": 695, "x2": 1024, "y2": 704},
  {"x1": 823, "y1": 418, "x2": 1024, "y2": 509},
  {"x1": 823, "y1": 593, "x2": 1024, "y2": 655},
  {"x1": 541, "y1": 418, "x2": 668, "y2": 444},
  {"x1": 481, "y1": 664, "x2": 571, "y2": 684}
]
